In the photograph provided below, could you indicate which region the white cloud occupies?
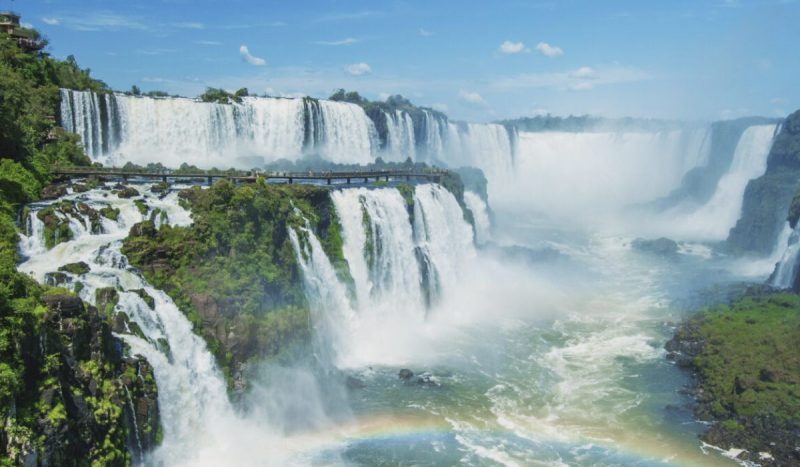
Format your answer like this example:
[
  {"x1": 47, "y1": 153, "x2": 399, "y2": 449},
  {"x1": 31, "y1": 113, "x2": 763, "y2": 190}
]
[
  {"x1": 314, "y1": 38, "x2": 358, "y2": 46},
  {"x1": 535, "y1": 41, "x2": 564, "y2": 57},
  {"x1": 137, "y1": 48, "x2": 177, "y2": 56},
  {"x1": 458, "y1": 90, "x2": 487, "y2": 106},
  {"x1": 46, "y1": 13, "x2": 147, "y2": 31},
  {"x1": 378, "y1": 92, "x2": 391, "y2": 101},
  {"x1": 195, "y1": 40, "x2": 222, "y2": 46},
  {"x1": 314, "y1": 11, "x2": 379, "y2": 23},
  {"x1": 419, "y1": 28, "x2": 433, "y2": 37},
  {"x1": 344, "y1": 62, "x2": 372, "y2": 76},
  {"x1": 570, "y1": 66, "x2": 596, "y2": 79},
  {"x1": 172, "y1": 21, "x2": 205, "y2": 29},
  {"x1": 432, "y1": 103, "x2": 449, "y2": 112},
  {"x1": 498, "y1": 41, "x2": 529, "y2": 55},
  {"x1": 239, "y1": 45, "x2": 266, "y2": 66}
]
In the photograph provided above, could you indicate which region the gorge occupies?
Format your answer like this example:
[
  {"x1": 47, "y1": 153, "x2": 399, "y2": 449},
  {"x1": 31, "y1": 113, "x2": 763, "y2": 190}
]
[{"x1": 2, "y1": 15, "x2": 799, "y2": 467}]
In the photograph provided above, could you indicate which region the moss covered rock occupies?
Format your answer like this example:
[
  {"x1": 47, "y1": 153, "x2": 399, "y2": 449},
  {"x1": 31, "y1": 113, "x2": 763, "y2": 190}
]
[{"x1": 666, "y1": 292, "x2": 800, "y2": 465}]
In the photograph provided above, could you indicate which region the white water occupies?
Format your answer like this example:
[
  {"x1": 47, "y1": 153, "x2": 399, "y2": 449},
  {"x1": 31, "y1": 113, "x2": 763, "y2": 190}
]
[
  {"x1": 60, "y1": 90, "x2": 377, "y2": 168},
  {"x1": 17, "y1": 185, "x2": 330, "y2": 466},
  {"x1": 295, "y1": 184, "x2": 476, "y2": 368},
  {"x1": 770, "y1": 223, "x2": 800, "y2": 289},
  {"x1": 500, "y1": 127, "x2": 711, "y2": 222},
  {"x1": 464, "y1": 191, "x2": 491, "y2": 244},
  {"x1": 384, "y1": 110, "x2": 416, "y2": 161},
  {"x1": 653, "y1": 124, "x2": 778, "y2": 241},
  {"x1": 60, "y1": 89, "x2": 521, "y2": 186}
]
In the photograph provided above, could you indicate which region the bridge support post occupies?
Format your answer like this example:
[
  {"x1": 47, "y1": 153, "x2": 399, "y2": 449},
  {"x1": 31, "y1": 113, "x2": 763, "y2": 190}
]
[
  {"x1": 405, "y1": 175, "x2": 410, "y2": 181},
  {"x1": 207, "y1": 176, "x2": 213, "y2": 185},
  {"x1": 288, "y1": 177, "x2": 293, "y2": 184},
  {"x1": 162, "y1": 175, "x2": 167, "y2": 183},
  {"x1": 327, "y1": 178, "x2": 331, "y2": 185},
  {"x1": 346, "y1": 178, "x2": 351, "y2": 184},
  {"x1": 364, "y1": 177, "x2": 368, "y2": 183},
  {"x1": 385, "y1": 175, "x2": 389, "y2": 182}
]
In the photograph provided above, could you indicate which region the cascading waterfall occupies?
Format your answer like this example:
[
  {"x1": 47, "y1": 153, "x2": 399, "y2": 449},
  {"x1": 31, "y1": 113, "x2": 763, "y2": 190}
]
[
  {"x1": 659, "y1": 124, "x2": 777, "y2": 240},
  {"x1": 770, "y1": 223, "x2": 800, "y2": 289},
  {"x1": 384, "y1": 110, "x2": 416, "y2": 161},
  {"x1": 331, "y1": 188, "x2": 425, "y2": 313},
  {"x1": 59, "y1": 89, "x2": 520, "y2": 187},
  {"x1": 17, "y1": 187, "x2": 287, "y2": 466},
  {"x1": 288, "y1": 212, "x2": 357, "y2": 366},
  {"x1": 464, "y1": 191, "x2": 491, "y2": 244},
  {"x1": 293, "y1": 184, "x2": 475, "y2": 368},
  {"x1": 59, "y1": 90, "x2": 378, "y2": 168}
]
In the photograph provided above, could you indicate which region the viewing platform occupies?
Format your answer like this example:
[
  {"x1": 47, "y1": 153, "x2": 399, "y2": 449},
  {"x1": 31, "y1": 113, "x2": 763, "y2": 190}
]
[{"x1": 52, "y1": 166, "x2": 448, "y2": 185}]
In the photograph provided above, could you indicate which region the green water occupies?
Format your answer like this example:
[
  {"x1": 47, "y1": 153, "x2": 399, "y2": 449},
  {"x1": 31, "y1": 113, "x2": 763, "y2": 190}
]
[{"x1": 309, "y1": 217, "x2": 749, "y2": 466}]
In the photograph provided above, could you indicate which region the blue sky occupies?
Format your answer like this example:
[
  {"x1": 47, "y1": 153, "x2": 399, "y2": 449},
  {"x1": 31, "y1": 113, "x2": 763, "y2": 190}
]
[{"x1": 17, "y1": 0, "x2": 799, "y2": 122}]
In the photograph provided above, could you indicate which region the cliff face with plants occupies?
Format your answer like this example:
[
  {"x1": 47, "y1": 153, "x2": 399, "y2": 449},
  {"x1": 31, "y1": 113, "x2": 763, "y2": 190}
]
[
  {"x1": 0, "y1": 25, "x2": 162, "y2": 465},
  {"x1": 666, "y1": 293, "x2": 800, "y2": 466},
  {"x1": 727, "y1": 111, "x2": 800, "y2": 255},
  {"x1": 121, "y1": 181, "x2": 348, "y2": 391}
]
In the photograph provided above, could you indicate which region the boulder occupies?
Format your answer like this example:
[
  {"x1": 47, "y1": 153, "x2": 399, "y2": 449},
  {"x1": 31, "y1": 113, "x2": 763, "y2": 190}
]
[
  {"x1": 41, "y1": 294, "x2": 84, "y2": 318},
  {"x1": 398, "y1": 369, "x2": 414, "y2": 380},
  {"x1": 632, "y1": 237, "x2": 679, "y2": 256},
  {"x1": 58, "y1": 261, "x2": 90, "y2": 275},
  {"x1": 114, "y1": 186, "x2": 140, "y2": 199},
  {"x1": 40, "y1": 183, "x2": 68, "y2": 200}
]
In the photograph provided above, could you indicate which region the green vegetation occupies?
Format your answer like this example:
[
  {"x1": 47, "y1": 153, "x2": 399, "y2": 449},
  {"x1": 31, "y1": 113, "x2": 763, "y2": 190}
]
[
  {"x1": 669, "y1": 292, "x2": 800, "y2": 463},
  {"x1": 199, "y1": 87, "x2": 249, "y2": 104},
  {"x1": 0, "y1": 23, "x2": 160, "y2": 464},
  {"x1": 121, "y1": 180, "x2": 347, "y2": 388}
]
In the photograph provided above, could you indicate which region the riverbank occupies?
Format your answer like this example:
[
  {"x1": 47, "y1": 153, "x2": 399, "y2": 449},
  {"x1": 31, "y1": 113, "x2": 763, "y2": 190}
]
[{"x1": 666, "y1": 291, "x2": 800, "y2": 465}]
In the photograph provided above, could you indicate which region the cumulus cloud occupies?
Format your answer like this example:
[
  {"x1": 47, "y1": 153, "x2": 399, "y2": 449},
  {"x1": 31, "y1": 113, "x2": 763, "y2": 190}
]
[
  {"x1": 498, "y1": 41, "x2": 528, "y2": 55},
  {"x1": 344, "y1": 62, "x2": 372, "y2": 76},
  {"x1": 42, "y1": 17, "x2": 60, "y2": 25},
  {"x1": 239, "y1": 45, "x2": 266, "y2": 66},
  {"x1": 314, "y1": 38, "x2": 358, "y2": 46},
  {"x1": 535, "y1": 41, "x2": 564, "y2": 57},
  {"x1": 458, "y1": 90, "x2": 487, "y2": 106}
]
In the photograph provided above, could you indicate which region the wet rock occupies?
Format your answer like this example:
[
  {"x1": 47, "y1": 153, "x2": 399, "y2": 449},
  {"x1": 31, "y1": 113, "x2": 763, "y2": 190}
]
[
  {"x1": 99, "y1": 205, "x2": 120, "y2": 221},
  {"x1": 398, "y1": 368, "x2": 414, "y2": 380},
  {"x1": 40, "y1": 183, "x2": 68, "y2": 200},
  {"x1": 71, "y1": 183, "x2": 89, "y2": 193},
  {"x1": 131, "y1": 288, "x2": 156, "y2": 309},
  {"x1": 345, "y1": 376, "x2": 366, "y2": 390},
  {"x1": 632, "y1": 237, "x2": 679, "y2": 256},
  {"x1": 129, "y1": 220, "x2": 156, "y2": 238},
  {"x1": 44, "y1": 271, "x2": 69, "y2": 287},
  {"x1": 114, "y1": 186, "x2": 140, "y2": 199},
  {"x1": 415, "y1": 373, "x2": 440, "y2": 387},
  {"x1": 41, "y1": 294, "x2": 84, "y2": 318},
  {"x1": 95, "y1": 287, "x2": 119, "y2": 315},
  {"x1": 58, "y1": 261, "x2": 90, "y2": 275}
]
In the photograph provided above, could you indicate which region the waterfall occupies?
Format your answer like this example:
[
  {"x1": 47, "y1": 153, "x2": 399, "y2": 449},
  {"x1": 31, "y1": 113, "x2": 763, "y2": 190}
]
[
  {"x1": 331, "y1": 188, "x2": 425, "y2": 313},
  {"x1": 770, "y1": 223, "x2": 800, "y2": 289},
  {"x1": 288, "y1": 217, "x2": 356, "y2": 366},
  {"x1": 292, "y1": 184, "x2": 475, "y2": 368},
  {"x1": 384, "y1": 110, "x2": 416, "y2": 161},
  {"x1": 59, "y1": 90, "x2": 378, "y2": 168},
  {"x1": 464, "y1": 191, "x2": 491, "y2": 244},
  {"x1": 17, "y1": 186, "x2": 280, "y2": 466},
  {"x1": 660, "y1": 124, "x2": 777, "y2": 240}
]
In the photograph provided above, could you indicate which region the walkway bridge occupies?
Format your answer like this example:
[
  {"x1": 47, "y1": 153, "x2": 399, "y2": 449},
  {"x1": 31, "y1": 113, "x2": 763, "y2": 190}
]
[{"x1": 52, "y1": 166, "x2": 447, "y2": 185}]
